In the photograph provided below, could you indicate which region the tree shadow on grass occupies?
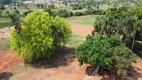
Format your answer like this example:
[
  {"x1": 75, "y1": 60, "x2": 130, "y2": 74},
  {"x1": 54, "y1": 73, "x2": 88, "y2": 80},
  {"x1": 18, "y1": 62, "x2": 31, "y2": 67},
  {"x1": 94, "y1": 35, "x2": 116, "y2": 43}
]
[
  {"x1": 0, "y1": 72, "x2": 13, "y2": 80},
  {"x1": 29, "y1": 46, "x2": 76, "y2": 68}
]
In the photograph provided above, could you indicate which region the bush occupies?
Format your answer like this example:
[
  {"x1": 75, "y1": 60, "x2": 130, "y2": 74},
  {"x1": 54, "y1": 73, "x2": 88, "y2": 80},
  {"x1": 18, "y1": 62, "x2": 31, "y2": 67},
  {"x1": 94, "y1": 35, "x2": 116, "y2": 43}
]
[
  {"x1": 11, "y1": 11, "x2": 71, "y2": 62},
  {"x1": 23, "y1": 10, "x2": 33, "y2": 16},
  {"x1": 71, "y1": 4, "x2": 83, "y2": 10},
  {"x1": 44, "y1": 9, "x2": 73, "y2": 18},
  {"x1": 112, "y1": 45, "x2": 137, "y2": 76},
  {"x1": 74, "y1": 11, "x2": 85, "y2": 16},
  {"x1": 76, "y1": 34, "x2": 137, "y2": 77},
  {"x1": 48, "y1": 4, "x2": 55, "y2": 9},
  {"x1": 43, "y1": 8, "x2": 56, "y2": 17},
  {"x1": 85, "y1": 9, "x2": 104, "y2": 15},
  {"x1": 56, "y1": 9, "x2": 73, "y2": 18}
]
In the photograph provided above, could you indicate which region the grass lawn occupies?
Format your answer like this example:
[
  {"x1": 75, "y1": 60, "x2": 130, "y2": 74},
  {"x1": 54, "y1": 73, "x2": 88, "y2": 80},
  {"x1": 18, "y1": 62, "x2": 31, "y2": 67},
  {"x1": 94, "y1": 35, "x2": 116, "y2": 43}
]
[
  {"x1": 0, "y1": 18, "x2": 10, "y2": 28},
  {"x1": 67, "y1": 34, "x2": 84, "y2": 47},
  {"x1": 0, "y1": 38, "x2": 10, "y2": 51},
  {"x1": 0, "y1": 22, "x2": 10, "y2": 28},
  {"x1": 66, "y1": 15, "x2": 98, "y2": 26}
]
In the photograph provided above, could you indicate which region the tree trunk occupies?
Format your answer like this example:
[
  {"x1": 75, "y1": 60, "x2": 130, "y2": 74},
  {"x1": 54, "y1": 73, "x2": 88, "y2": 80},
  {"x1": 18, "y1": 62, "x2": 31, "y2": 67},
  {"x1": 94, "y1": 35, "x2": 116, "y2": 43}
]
[
  {"x1": 131, "y1": 33, "x2": 136, "y2": 51},
  {"x1": 124, "y1": 35, "x2": 127, "y2": 45},
  {"x1": 24, "y1": 59, "x2": 27, "y2": 67}
]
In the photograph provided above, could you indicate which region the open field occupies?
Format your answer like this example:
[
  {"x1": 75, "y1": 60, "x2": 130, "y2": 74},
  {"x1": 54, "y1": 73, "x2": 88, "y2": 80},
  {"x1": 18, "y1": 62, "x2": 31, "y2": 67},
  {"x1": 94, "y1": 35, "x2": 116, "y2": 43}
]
[
  {"x1": 66, "y1": 15, "x2": 98, "y2": 26},
  {"x1": 0, "y1": 18, "x2": 10, "y2": 29}
]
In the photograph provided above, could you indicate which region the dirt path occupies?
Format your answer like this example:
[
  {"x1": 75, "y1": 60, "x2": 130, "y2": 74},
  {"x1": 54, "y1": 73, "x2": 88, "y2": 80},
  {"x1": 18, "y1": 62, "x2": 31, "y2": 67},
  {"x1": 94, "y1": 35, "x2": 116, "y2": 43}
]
[{"x1": 0, "y1": 51, "x2": 20, "y2": 71}]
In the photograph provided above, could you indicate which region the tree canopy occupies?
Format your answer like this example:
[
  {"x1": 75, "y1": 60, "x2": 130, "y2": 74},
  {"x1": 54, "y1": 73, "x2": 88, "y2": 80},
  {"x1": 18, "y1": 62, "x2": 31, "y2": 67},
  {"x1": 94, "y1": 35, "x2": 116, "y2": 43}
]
[
  {"x1": 10, "y1": 11, "x2": 71, "y2": 62},
  {"x1": 92, "y1": 6, "x2": 142, "y2": 50},
  {"x1": 76, "y1": 34, "x2": 137, "y2": 76}
]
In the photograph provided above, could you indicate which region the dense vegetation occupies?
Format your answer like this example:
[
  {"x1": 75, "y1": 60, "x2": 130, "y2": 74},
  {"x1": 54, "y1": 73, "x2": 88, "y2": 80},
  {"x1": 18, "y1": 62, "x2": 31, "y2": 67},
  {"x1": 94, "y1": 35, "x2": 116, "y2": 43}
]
[
  {"x1": 1, "y1": 0, "x2": 142, "y2": 78},
  {"x1": 76, "y1": 5, "x2": 142, "y2": 77},
  {"x1": 93, "y1": 6, "x2": 142, "y2": 50},
  {"x1": 10, "y1": 11, "x2": 71, "y2": 62},
  {"x1": 76, "y1": 34, "x2": 137, "y2": 77}
]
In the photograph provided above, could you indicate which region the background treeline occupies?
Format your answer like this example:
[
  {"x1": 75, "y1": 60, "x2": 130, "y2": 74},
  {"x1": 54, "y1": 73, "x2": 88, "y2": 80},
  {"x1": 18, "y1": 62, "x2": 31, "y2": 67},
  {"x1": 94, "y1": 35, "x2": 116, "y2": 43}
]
[
  {"x1": 0, "y1": 0, "x2": 12, "y2": 5},
  {"x1": 44, "y1": 8, "x2": 105, "y2": 18}
]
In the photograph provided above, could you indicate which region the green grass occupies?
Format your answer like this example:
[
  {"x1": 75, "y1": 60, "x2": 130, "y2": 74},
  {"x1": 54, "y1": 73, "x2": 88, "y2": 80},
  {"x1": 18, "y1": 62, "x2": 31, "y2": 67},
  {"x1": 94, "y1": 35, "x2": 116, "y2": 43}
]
[
  {"x1": 0, "y1": 21, "x2": 10, "y2": 28},
  {"x1": 0, "y1": 38, "x2": 10, "y2": 51},
  {"x1": 66, "y1": 15, "x2": 98, "y2": 26},
  {"x1": 0, "y1": 18, "x2": 10, "y2": 28},
  {"x1": 67, "y1": 34, "x2": 85, "y2": 47}
]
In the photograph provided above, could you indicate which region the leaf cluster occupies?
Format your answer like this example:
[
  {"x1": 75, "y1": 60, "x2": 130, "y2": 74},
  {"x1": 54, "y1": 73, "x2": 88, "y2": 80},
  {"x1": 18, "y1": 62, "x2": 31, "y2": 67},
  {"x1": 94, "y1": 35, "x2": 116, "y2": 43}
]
[
  {"x1": 76, "y1": 34, "x2": 137, "y2": 76},
  {"x1": 11, "y1": 11, "x2": 71, "y2": 62}
]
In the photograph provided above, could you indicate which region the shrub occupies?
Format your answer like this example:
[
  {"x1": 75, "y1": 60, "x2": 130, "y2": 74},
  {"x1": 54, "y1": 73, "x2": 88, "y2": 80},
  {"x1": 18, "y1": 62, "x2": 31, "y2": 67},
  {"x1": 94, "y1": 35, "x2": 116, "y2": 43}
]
[
  {"x1": 112, "y1": 45, "x2": 137, "y2": 76},
  {"x1": 48, "y1": 4, "x2": 55, "y2": 9},
  {"x1": 43, "y1": 8, "x2": 56, "y2": 17},
  {"x1": 74, "y1": 11, "x2": 85, "y2": 16},
  {"x1": 71, "y1": 4, "x2": 83, "y2": 10},
  {"x1": 44, "y1": 9, "x2": 73, "y2": 18},
  {"x1": 85, "y1": 9, "x2": 104, "y2": 15},
  {"x1": 11, "y1": 11, "x2": 71, "y2": 62},
  {"x1": 76, "y1": 34, "x2": 137, "y2": 77},
  {"x1": 23, "y1": 10, "x2": 33, "y2": 16},
  {"x1": 56, "y1": 9, "x2": 73, "y2": 18}
]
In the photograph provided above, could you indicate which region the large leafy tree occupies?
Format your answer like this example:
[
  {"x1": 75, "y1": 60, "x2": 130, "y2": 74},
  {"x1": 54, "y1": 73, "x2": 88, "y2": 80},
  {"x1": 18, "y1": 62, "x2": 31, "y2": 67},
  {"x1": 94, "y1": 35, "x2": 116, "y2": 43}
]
[
  {"x1": 11, "y1": 11, "x2": 71, "y2": 62},
  {"x1": 76, "y1": 34, "x2": 137, "y2": 77},
  {"x1": 93, "y1": 6, "x2": 142, "y2": 50}
]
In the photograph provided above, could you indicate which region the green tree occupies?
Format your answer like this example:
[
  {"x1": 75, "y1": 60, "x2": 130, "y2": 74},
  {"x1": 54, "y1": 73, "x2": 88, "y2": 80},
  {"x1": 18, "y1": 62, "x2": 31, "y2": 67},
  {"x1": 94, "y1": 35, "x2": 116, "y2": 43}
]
[
  {"x1": 8, "y1": 10, "x2": 20, "y2": 27},
  {"x1": 56, "y1": 9, "x2": 73, "y2": 18},
  {"x1": 76, "y1": 34, "x2": 137, "y2": 77},
  {"x1": 11, "y1": 11, "x2": 71, "y2": 62},
  {"x1": 112, "y1": 45, "x2": 137, "y2": 77},
  {"x1": 0, "y1": 3, "x2": 5, "y2": 10},
  {"x1": 5, "y1": 11, "x2": 10, "y2": 22},
  {"x1": 93, "y1": 6, "x2": 142, "y2": 50},
  {"x1": 23, "y1": 10, "x2": 33, "y2": 16}
]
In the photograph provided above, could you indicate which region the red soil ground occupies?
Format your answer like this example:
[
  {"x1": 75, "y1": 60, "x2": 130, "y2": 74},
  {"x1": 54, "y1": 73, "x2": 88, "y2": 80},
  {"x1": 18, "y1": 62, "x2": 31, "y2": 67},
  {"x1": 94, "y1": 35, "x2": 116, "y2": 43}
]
[
  {"x1": 71, "y1": 24, "x2": 94, "y2": 37},
  {"x1": 0, "y1": 25, "x2": 142, "y2": 80},
  {"x1": 0, "y1": 51, "x2": 20, "y2": 71}
]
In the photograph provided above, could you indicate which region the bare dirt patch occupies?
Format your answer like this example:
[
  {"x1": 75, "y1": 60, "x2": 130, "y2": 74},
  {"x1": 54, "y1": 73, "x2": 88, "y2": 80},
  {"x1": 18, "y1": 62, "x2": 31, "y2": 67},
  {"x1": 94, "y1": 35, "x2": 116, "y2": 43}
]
[
  {"x1": 0, "y1": 25, "x2": 142, "y2": 80},
  {"x1": 0, "y1": 27, "x2": 10, "y2": 39},
  {"x1": 71, "y1": 24, "x2": 94, "y2": 37},
  {"x1": 0, "y1": 51, "x2": 20, "y2": 71}
]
